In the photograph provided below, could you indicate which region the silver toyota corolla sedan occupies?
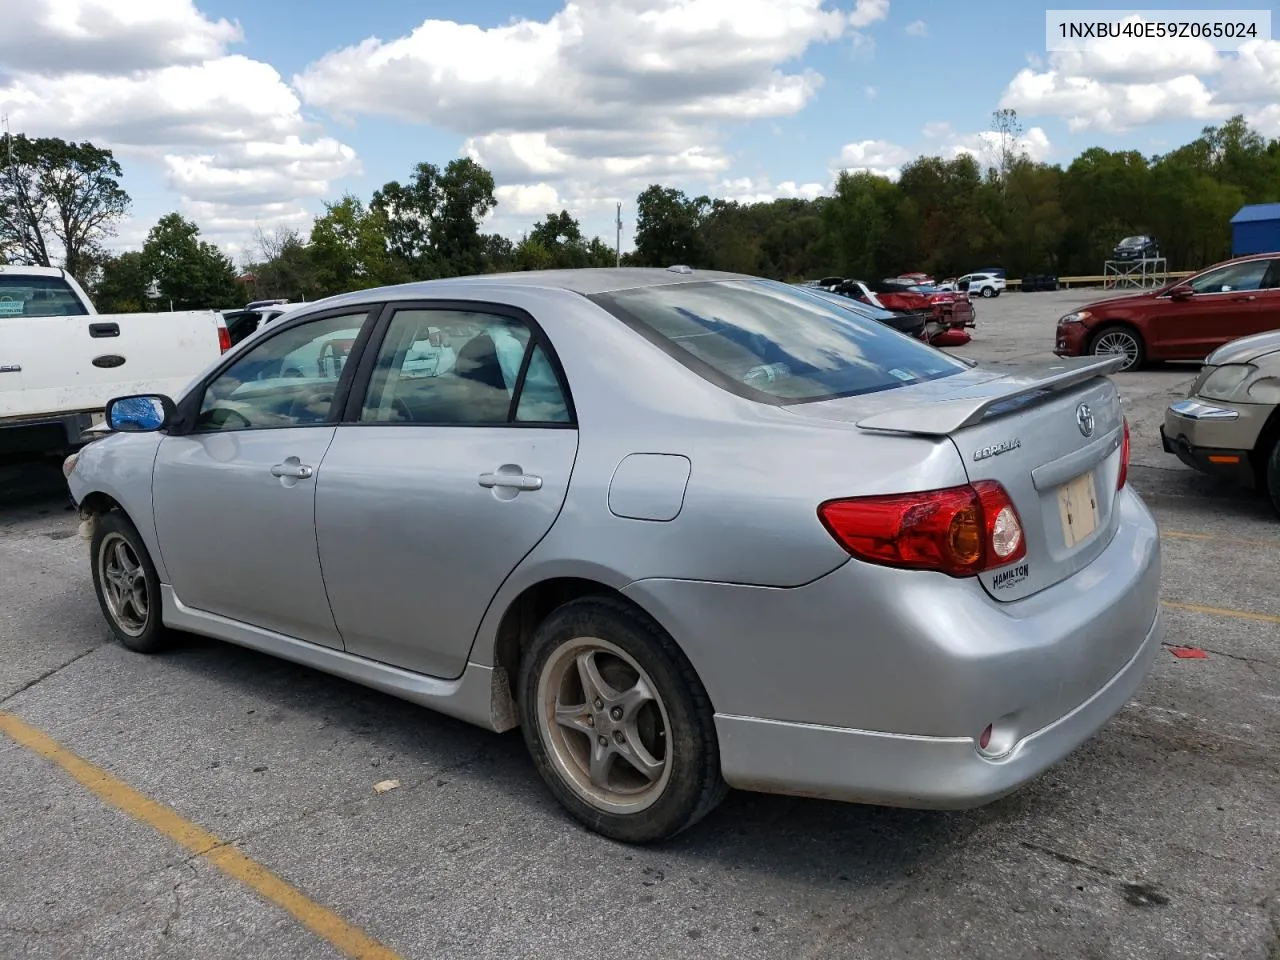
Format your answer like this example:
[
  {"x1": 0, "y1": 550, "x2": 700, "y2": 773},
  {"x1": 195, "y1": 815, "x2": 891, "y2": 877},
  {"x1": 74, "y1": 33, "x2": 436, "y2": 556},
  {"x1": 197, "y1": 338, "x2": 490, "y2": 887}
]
[{"x1": 64, "y1": 268, "x2": 1163, "y2": 843}]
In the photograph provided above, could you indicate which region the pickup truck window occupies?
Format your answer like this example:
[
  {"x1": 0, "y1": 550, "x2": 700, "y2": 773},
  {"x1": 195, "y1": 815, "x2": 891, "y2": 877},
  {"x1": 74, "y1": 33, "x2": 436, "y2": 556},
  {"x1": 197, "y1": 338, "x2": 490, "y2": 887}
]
[{"x1": 0, "y1": 275, "x2": 90, "y2": 317}]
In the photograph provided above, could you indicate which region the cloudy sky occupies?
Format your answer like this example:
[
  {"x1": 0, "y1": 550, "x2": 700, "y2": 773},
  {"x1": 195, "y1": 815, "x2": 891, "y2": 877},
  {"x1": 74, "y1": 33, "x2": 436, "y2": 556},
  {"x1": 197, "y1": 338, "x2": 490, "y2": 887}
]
[{"x1": 2, "y1": 0, "x2": 1277, "y2": 264}]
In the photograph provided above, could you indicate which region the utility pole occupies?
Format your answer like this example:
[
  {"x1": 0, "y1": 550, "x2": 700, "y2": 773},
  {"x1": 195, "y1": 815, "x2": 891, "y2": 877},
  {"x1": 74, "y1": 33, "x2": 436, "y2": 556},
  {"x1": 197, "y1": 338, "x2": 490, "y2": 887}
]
[{"x1": 615, "y1": 202, "x2": 622, "y2": 268}]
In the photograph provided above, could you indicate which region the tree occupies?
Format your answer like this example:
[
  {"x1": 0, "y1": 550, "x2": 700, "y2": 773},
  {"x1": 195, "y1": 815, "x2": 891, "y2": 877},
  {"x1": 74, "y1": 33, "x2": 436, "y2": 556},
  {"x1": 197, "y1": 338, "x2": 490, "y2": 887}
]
[
  {"x1": 433, "y1": 157, "x2": 497, "y2": 276},
  {"x1": 823, "y1": 172, "x2": 892, "y2": 278},
  {"x1": 245, "y1": 226, "x2": 320, "y2": 302},
  {"x1": 633, "y1": 185, "x2": 708, "y2": 266},
  {"x1": 94, "y1": 251, "x2": 153, "y2": 313},
  {"x1": 309, "y1": 194, "x2": 405, "y2": 296},
  {"x1": 0, "y1": 134, "x2": 130, "y2": 277},
  {"x1": 142, "y1": 213, "x2": 239, "y2": 309}
]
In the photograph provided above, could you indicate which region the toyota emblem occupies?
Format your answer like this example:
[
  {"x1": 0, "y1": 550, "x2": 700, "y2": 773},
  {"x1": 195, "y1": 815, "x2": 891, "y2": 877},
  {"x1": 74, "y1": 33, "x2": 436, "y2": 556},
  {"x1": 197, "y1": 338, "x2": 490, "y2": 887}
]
[{"x1": 1076, "y1": 403, "x2": 1095, "y2": 437}]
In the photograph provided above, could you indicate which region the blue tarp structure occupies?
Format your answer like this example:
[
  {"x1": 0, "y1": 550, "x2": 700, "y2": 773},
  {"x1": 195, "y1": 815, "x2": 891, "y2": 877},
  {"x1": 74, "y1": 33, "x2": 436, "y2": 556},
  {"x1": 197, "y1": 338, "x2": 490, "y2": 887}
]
[{"x1": 1230, "y1": 203, "x2": 1280, "y2": 257}]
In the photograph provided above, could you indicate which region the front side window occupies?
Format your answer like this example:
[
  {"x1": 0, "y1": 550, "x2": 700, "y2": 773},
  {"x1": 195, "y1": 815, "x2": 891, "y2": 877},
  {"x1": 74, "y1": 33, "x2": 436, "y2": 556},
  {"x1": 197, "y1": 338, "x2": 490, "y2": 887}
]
[
  {"x1": 1189, "y1": 260, "x2": 1271, "y2": 294},
  {"x1": 360, "y1": 309, "x2": 571, "y2": 425},
  {"x1": 195, "y1": 312, "x2": 368, "y2": 432},
  {"x1": 0, "y1": 275, "x2": 89, "y2": 317},
  {"x1": 589, "y1": 279, "x2": 967, "y2": 404}
]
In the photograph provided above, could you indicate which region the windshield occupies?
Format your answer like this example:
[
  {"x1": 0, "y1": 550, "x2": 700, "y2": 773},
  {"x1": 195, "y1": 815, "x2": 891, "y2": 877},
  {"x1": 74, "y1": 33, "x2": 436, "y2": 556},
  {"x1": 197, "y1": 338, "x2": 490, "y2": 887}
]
[
  {"x1": 0, "y1": 274, "x2": 89, "y2": 317},
  {"x1": 588, "y1": 279, "x2": 966, "y2": 404}
]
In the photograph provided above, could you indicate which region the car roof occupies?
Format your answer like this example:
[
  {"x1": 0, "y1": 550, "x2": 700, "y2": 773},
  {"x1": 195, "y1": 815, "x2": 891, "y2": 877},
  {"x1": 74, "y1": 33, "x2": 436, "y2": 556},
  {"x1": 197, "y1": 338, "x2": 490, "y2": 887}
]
[
  {"x1": 304, "y1": 268, "x2": 758, "y2": 313},
  {"x1": 0, "y1": 264, "x2": 70, "y2": 279}
]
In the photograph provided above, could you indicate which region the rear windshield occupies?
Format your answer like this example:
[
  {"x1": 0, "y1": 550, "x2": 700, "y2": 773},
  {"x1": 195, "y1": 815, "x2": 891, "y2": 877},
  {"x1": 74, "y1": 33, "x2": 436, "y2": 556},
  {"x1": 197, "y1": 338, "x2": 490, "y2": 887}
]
[
  {"x1": 589, "y1": 279, "x2": 967, "y2": 404},
  {"x1": 0, "y1": 275, "x2": 89, "y2": 317}
]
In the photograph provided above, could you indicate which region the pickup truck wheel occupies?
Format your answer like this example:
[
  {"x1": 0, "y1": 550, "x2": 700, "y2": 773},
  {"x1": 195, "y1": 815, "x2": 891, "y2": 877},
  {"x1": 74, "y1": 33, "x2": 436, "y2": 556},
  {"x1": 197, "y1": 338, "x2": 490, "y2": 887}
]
[
  {"x1": 91, "y1": 512, "x2": 171, "y2": 654},
  {"x1": 1089, "y1": 325, "x2": 1145, "y2": 372},
  {"x1": 518, "y1": 595, "x2": 727, "y2": 843}
]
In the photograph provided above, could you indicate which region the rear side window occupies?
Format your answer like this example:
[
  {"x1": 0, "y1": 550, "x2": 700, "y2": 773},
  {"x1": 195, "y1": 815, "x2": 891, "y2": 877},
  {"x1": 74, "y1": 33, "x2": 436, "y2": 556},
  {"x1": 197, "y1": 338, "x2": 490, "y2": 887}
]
[
  {"x1": 0, "y1": 275, "x2": 89, "y2": 317},
  {"x1": 589, "y1": 279, "x2": 967, "y2": 404}
]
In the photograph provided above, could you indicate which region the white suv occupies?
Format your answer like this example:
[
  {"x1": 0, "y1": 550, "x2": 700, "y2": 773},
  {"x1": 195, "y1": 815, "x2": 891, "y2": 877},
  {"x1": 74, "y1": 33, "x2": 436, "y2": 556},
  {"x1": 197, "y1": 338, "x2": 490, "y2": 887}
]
[{"x1": 957, "y1": 273, "x2": 1005, "y2": 298}]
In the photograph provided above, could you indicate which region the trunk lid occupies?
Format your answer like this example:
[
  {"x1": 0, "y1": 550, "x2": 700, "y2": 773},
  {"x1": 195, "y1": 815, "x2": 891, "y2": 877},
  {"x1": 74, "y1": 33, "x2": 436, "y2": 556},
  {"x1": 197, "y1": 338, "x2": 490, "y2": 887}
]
[{"x1": 784, "y1": 355, "x2": 1126, "y2": 602}]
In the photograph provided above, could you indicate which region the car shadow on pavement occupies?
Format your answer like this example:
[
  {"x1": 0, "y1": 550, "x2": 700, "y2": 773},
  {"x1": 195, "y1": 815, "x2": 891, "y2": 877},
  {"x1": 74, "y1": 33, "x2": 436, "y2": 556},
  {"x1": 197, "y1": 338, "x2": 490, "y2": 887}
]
[{"x1": 150, "y1": 633, "x2": 1028, "y2": 887}]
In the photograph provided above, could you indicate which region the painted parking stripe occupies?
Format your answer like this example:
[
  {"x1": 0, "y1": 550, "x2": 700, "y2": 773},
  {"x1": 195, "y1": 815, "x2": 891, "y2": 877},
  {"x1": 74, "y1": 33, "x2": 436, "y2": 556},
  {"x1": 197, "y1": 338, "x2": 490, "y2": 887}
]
[
  {"x1": 0, "y1": 711, "x2": 402, "y2": 960},
  {"x1": 1162, "y1": 600, "x2": 1280, "y2": 625},
  {"x1": 1162, "y1": 530, "x2": 1280, "y2": 550}
]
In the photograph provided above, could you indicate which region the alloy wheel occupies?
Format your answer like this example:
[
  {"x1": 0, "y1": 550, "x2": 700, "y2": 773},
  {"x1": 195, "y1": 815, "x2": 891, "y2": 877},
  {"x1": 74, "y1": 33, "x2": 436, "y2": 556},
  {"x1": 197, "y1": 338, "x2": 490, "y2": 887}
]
[
  {"x1": 97, "y1": 532, "x2": 150, "y2": 637},
  {"x1": 1093, "y1": 330, "x2": 1140, "y2": 371},
  {"x1": 536, "y1": 636, "x2": 673, "y2": 815}
]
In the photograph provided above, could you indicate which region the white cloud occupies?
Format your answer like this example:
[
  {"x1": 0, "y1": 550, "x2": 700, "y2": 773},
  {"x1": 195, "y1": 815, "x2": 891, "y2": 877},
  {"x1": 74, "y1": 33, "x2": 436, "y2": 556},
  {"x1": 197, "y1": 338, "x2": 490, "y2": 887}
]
[
  {"x1": 1000, "y1": 22, "x2": 1280, "y2": 132},
  {"x1": 849, "y1": 0, "x2": 889, "y2": 29},
  {"x1": 0, "y1": 1, "x2": 360, "y2": 251},
  {"x1": 718, "y1": 176, "x2": 825, "y2": 204},
  {"x1": 833, "y1": 124, "x2": 1054, "y2": 183},
  {"x1": 295, "y1": 0, "x2": 884, "y2": 218},
  {"x1": 865, "y1": 85, "x2": 877, "y2": 99},
  {"x1": 835, "y1": 139, "x2": 915, "y2": 179},
  {"x1": 0, "y1": 0, "x2": 241, "y2": 75},
  {"x1": 905, "y1": 19, "x2": 927, "y2": 38}
]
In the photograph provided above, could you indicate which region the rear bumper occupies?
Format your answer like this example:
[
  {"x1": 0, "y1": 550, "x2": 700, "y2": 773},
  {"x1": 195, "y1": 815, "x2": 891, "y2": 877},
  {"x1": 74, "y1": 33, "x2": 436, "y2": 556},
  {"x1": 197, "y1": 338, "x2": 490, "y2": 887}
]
[
  {"x1": 0, "y1": 410, "x2": 104, "y2": 459},
  {"x1": 624, "y1": 487, "x2": 1162, "y2": 808},
  {"x1": 715, "y1": 607, "x2": 1163, "y2": 808}
]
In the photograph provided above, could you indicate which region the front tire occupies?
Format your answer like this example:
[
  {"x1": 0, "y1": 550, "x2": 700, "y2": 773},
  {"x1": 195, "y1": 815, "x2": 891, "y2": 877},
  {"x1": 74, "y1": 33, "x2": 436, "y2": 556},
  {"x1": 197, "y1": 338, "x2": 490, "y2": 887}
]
[
  {"x1": 90, "y1": 511, "x2": 170, "y2": 653},
  {"x1": 1089, "y1": 325, "x2": 1145, "y2": 372},
  {"x1": 517, "y1": 595, "x2": 727, "y2": 843},
  {"x1": 1264, "y1": 437, "x2": 1280, "y2": 519}
]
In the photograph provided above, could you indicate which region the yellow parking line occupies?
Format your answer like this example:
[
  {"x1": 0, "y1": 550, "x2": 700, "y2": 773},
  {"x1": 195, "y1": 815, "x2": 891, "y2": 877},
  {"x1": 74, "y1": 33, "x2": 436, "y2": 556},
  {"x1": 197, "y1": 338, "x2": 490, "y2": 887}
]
[
  {"x1": 1162, "y1": 529, "x2": 1280, "y2": 550},
  {"x1": 1161, "y1": 600, "x2": 1280, "y2": 625},
  {"x1": 0, "y1": 711, "x2": 402, "y2": 960}
]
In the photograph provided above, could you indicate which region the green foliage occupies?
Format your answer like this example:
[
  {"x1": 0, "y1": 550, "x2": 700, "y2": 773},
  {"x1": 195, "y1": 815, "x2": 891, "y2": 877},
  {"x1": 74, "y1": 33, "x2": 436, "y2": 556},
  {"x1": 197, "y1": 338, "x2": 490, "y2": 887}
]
[
  {"x1": 0, "y1": 134, "x2": 130, "y2": 277},
  {"x1": 142, "y1": 213, "x2": 240, "y2": 310},
  {"x1": 93, "y1": 251, "x2": 152, "y2": 313}
]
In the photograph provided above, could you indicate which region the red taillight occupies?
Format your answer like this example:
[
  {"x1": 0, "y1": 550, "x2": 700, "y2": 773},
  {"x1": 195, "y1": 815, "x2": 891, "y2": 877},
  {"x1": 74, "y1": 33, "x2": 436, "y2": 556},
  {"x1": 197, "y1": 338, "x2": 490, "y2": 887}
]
[
  {"x1": 1117, "y1": 417, "x2": 1130, "y2": 489},
  {"x1": 218, "y1": 324, "x2": 231, "y2": 354},
  {"x1": 818, "y1": 480, "x2": 1027, "y2": 577}
]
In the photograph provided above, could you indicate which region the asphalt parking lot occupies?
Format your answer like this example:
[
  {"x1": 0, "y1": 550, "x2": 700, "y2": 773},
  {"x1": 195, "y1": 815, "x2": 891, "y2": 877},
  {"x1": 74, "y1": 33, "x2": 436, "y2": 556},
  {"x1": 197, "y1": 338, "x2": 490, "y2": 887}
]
[{"x1": 2, "y1": 287, "x2": 1278, "y2": 960}]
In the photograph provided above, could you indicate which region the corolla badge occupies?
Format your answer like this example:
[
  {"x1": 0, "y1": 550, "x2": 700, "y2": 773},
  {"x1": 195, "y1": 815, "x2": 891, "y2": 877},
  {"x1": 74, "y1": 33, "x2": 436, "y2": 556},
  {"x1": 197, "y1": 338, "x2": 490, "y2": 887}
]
[
  {"x1": 1076, "y1": 402, "x2": 1095, "y2": 437},
  {"x1": 973, "y1": 438, "x2": 1021, "y2": 461}
]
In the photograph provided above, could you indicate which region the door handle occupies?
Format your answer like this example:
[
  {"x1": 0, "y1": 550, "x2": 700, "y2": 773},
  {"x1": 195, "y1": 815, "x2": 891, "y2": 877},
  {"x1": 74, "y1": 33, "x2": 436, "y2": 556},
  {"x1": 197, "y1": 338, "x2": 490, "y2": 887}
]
[
  {"x1": 270, "y1": 461, "x2": 314, "y2": 479},
  {"x1": 478, "y1": 471, "x2": 542, "y2": 491},
  {"x1": 1233, "y1": 295, "x2": 1257, "y2": 301}
]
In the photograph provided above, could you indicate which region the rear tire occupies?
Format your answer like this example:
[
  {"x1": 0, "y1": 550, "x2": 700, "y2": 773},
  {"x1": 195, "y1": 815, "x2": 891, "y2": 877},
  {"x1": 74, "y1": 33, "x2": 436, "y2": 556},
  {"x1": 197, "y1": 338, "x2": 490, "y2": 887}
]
[
  {"x1": 517, "y1": 595, "x2": 727, "y2": 843},
  {"x1": 981, "y1": 286, "x2": 995, "y2": 298},
  {"x1": 1089, "y1": 325, "x2": 1145, "y2": 372},
  {"x1": 90, "y1": 511, "x2": 171, "y2": 654}
]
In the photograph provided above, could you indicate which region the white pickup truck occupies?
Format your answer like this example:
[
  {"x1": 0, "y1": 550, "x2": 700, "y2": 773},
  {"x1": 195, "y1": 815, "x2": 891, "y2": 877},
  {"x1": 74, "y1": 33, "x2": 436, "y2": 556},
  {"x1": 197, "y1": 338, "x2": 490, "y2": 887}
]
[{"x1": 0, "y1": 264, "x2": 230, "y2": 462}]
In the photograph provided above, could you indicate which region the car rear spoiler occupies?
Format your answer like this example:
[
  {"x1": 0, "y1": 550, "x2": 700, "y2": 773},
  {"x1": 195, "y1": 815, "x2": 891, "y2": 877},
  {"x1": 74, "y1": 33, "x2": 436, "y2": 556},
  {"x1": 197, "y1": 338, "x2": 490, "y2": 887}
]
[{"x1": 856, "y1": 355, "x2": 1125, "y2": 436}]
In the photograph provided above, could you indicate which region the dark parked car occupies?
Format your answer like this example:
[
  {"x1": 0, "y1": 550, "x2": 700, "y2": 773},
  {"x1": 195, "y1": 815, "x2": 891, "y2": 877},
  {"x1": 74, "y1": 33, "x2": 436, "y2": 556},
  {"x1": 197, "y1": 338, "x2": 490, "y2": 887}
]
[
  {"x1": 1054, "y1": 253, "x2": 1280, "y2": 371},
  {"x1": 793, "y1": 284, "x2": 929, "y2": 339},
  {"x1": 1112, "y1": 236, "x2": 1160, "y2": 261},
  {"x1": 1021, "y1": 274, "x2": 1060, "y2": 293}
]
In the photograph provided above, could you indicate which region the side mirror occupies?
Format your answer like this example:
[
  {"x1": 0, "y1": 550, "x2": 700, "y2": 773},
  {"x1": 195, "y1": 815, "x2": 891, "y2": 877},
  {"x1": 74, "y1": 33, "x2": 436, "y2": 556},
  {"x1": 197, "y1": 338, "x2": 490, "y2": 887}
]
[
  {"x1": 1169, "y1": 284, "x2": 1194, "y2": 300},
  {"x1": 105, "y1": 394, "x2": 174, "y2": 432}
]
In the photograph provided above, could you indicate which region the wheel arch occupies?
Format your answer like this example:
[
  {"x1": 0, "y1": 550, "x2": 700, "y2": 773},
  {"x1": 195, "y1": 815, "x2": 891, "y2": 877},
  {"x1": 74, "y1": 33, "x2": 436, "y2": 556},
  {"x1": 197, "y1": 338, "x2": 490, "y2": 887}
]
[{"x1": 1248, "y1": 403, "x2": 1280, "y2": 487}]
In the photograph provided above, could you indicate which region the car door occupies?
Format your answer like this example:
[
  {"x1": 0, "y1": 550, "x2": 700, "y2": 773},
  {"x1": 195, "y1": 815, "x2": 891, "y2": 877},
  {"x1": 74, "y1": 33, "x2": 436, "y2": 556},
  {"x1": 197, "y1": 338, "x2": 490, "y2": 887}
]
[
  {"x1": 151, "y1": 306, "x2": 378, "y2": 648},
  {"x1": 1158, "y1": 259, "x2": 1272, "y2": 358},
  {"x1": 1249, "y1": 258, "x2": 1280, "y2": 334},
  {"x1": 314, "y1": 303, "x2": 579, "y2": 679}
]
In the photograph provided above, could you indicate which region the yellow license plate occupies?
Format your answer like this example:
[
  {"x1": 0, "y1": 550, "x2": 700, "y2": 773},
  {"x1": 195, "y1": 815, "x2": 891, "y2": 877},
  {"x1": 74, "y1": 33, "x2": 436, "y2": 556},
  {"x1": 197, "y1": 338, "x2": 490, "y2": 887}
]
[{"x1": 1057, "y1": 471, "x2": 1099, "y2": 547}]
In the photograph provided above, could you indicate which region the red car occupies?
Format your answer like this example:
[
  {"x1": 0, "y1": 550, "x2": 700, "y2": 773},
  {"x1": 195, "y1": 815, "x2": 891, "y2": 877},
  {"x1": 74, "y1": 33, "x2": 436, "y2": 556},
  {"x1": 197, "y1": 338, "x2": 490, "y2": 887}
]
[{"x1": 1054, "y1": 253, "x2": 1280, "y2": 371}]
